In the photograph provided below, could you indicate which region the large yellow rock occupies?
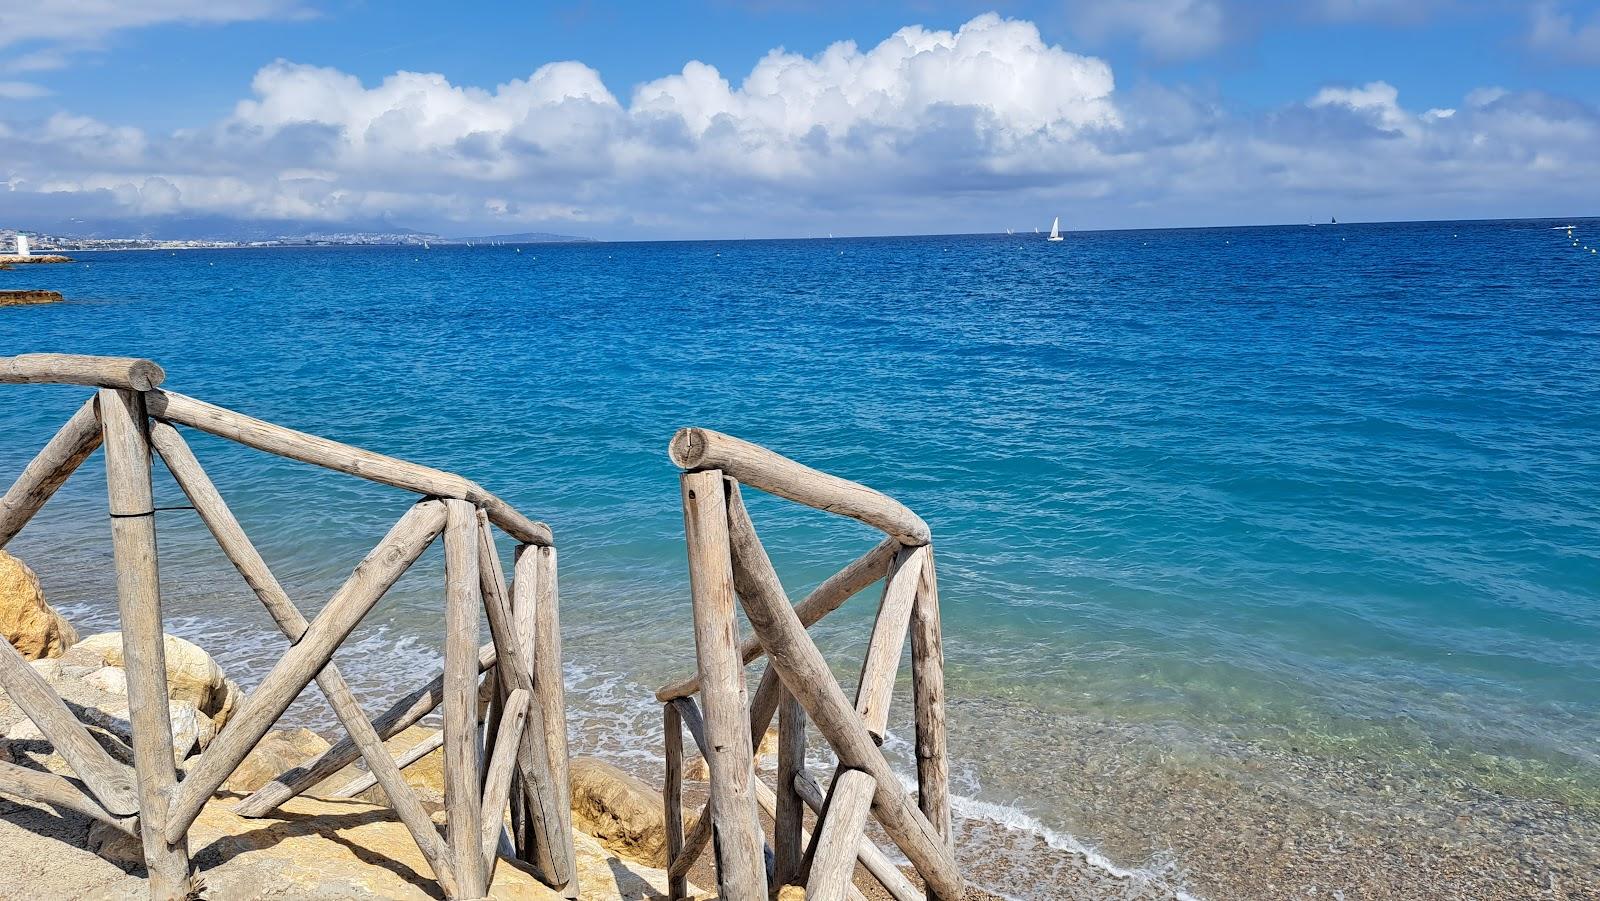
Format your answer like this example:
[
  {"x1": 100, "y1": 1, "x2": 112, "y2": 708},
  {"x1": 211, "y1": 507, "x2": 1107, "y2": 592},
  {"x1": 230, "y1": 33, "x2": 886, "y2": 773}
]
[
  {"x1": 70, "y1": 631, "x2": 238, "y2": 722},
  {"x1": 0, "y1": 551, "x2": 77, "y2": 660},
  {"x1": 349, "y1": 724, "x2": 446, "y2": 806},
  {"x1": 570, "y1": 756, "x2": 669, "y2": 867},
  {"x1": 223, "y1": 727, "x2": 332, "y2": 793}
]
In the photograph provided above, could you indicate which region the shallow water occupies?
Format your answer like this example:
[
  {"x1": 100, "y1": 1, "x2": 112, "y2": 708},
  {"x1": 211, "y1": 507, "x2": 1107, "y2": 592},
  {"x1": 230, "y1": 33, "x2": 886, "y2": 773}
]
[{"x1": 2, "y1": 221, "x2": 1598, "y2": 897}]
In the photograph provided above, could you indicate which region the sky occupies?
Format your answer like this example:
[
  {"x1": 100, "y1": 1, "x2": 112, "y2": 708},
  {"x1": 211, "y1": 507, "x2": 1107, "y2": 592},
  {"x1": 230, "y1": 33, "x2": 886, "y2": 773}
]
[{"x1": 2, "y1": 1, "x2": 1599, "y2": 239}]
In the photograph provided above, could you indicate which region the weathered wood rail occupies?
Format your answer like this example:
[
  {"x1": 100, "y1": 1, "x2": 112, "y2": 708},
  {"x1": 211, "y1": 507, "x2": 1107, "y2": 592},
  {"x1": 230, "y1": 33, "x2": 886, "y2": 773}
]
[
  {"x1": 0, "y1": 354, "x2": 578, "y2": 901},
  {"x1": 657, "y1": 427, "x2": 962, "y2": 901}
]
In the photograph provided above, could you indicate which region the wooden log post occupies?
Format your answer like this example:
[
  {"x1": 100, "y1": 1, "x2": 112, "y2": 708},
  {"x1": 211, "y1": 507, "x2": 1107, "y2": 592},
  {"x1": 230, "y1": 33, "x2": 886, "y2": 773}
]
[
  {"x1": 481, "y1": 688, "x2": 531, "y2": 877},
  {"x1": 513, "y1": 540, "x2": 579, "y2": 897},
  {"x1": 151, "y1": 422, "x2": 457, "y2": 890},
  {"x1": 750, "y1": 768, "x2": 871, "y2": 901},
  {"x1": 0, "y1": 395, "x2": 102, "y2": 548},
  {"x1": 145, "y1": 390, "x2": 549, "y2": 546},
  {"x1": 806, "y1": 769, "x2": 878, "y2": 901},
  {"x1": 0, "y1": 354, "x2": 165, "y2": 391},
  {"x1": 236, "y1": 642, "x2": 496, "y2": 817},
  {"x1": 723, "y1": 484, "x2": 964, "y2": 901},
  {"x1": 680, "y1": 470, "x2": 768, "y2": 901},
  {"x1": 666, "y1": 669, "x2": 782, "y2": 887},
  {"x1": 656, "y1": 536, "x2": 898, "y2": 703},
  {"x1": 443, "y1": 500, "x2": 489, "y2": 900},
  {"x1": 794, "y1": 772, "x2": 923, "y2": 901},
  {"x1": 670, "y1": 428, "x2": 930, "y2": 545},
  {"x1": 911, "y1": 548, "x2": 952, "y2": 844},
  {"x1": 663, "y1": 703, "x2": 688, "y2": 901},
  {"x1": 168, "y1": 499, "x2": 448, "y2": 842},
  {"x1": 773, "y1": 687, "x2": 807, "y2": 888},
  {"x1": 855, "y1": 545, "x2": 927, "y2": 744},
  {"x1": 99, "y1": 387, "x2": 193, "y2": 899},
  {"x1": 477, "y1": 522, "x2": 572, "y2": 892}
]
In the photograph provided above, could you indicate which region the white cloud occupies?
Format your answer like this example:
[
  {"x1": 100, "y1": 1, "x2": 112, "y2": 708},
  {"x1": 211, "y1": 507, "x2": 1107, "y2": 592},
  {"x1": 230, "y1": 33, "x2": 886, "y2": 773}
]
[
  {"x1": 1070, "y1": 0, "x2": 1229, "y2": 60},
  {"x1": 0, "y1": 0, "x2": 307, "y2": 48},
  {"x1": 0, "y1": 80, "x2": 50, "y2": 99},
  {"x1": 1529, "y1": 1, "x2": 1600, "y2": 63},
  {"x1": 1, "y1": 13, "x2": 1598, "y2": 236}
]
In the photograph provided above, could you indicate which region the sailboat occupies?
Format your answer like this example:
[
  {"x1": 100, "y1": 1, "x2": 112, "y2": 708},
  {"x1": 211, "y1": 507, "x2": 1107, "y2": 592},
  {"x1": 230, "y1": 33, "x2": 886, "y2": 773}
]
[{"x1": 1047, "y1": 216, "x2": 1064, "y2": 242}]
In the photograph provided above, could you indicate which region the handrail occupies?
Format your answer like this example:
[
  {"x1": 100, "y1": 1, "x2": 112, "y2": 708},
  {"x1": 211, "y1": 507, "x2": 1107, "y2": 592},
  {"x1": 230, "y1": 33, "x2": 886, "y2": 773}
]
[
  {"x1": 0, "y1": 353, "x2": 166, "y2": 391},
  {"x1": 0, "y1": 354, "x2": 576, "y2": 900},
  {"x1": 668, "y1": 427, "x2": 930, "y2": 545},
  {"x1": 147, "y1": 390, "x2": 550, "y2": 546}
]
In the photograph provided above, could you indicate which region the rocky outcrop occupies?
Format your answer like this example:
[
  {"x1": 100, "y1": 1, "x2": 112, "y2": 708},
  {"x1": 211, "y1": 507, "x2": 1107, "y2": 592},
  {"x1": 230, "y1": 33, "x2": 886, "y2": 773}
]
[
  {"x1": 0, "y1": 290, "x2": 64, "y2": 306},
  {"x1": 223, "y1": 727, "x2": 332, "y2": 793},
  {"x1": 0, "y1": 551, "x2": 78, "y2": 660},
  {"x1": 569, "y1": 756, "x2": 670, "y2": 867},
  {"x1": 348, "y1": 724, "x2": 447, "y2": 807},
  {"x1": 65, "y1": 632, "x2": 241, "y2": 725},
  {"x1": 0, "y1": 255, "x2": 72, "y2": 264}
]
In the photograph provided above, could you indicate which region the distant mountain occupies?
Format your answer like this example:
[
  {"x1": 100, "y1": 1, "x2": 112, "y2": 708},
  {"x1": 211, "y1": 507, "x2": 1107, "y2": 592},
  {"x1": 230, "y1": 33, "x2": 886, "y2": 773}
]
[
  {"x1": 451, "y1": 232, "x2": 596, "y2": 244},
  {"x1": 38, "y1": 214, "x2": 437, "y2": 242}
]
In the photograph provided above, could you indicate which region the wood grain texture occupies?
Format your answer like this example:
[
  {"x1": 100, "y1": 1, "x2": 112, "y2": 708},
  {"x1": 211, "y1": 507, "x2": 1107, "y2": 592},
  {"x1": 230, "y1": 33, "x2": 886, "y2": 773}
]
[
  {"x1": 0, "y1": 760, "x2": 136, "y2": 835},
  {"x1": 663, "y1": 703, "x2": 688, "y2": 901},
  {"x1": 0, "y1": 395, "x2": 101, "y2": 548},
  {"x1": 481, "y1": 688, "x2": 531, "y2": 877},
  {"x1": 794, "y1": 772, "x2": 923, "y2": 901},
  {"x1": 236, "y1": 642, "x2": 496, "y2": 817},
  {"x1": 773, "y1": 687, "x2": 807, "y2": 888},
  {"x1": 168, "y1": 499, "x2": 448, "y2": 842},
  {"x1": 520, "y1": 541, "x2": 579, "y2": 898},
  {"x1": 680, "y1": 470, "x2": 768, "y2": 901},
  {"x1": 723, "y1": 485, "x2": 963, "y2": 901},
  {"x1": 154, "y1": 422, "x2": 455, "y2": 891},
  {"x1": 100, "y1": 387, "x2": 193, "y2": 898},
  {"x1": 444, "y1": 500, "x2": 488, "y2": 899},
  {"x1": 806, "y1": 769, "x2": 877, "y2": 901},
  {"x1": 656, "y1": 536, "x2": 897, "y2": 702},
  {"x1": 670, "y1": 428, "x2": 929, "y2": 544},
  {"x1": 145, "y1": 389, "x2": 549, "y2": 546},
  {"x1": 911, "y1": 547, "x2": 952, "y2": 848},
  {"x1": 854, "y1": 545, "x2": 928, "y2": 744},
  {"x1": 0, "y1": 637, "x2": 137, "y2": 815},
  {"x1": 0, "y1": 354, "x2": 164, "y2": 390}
]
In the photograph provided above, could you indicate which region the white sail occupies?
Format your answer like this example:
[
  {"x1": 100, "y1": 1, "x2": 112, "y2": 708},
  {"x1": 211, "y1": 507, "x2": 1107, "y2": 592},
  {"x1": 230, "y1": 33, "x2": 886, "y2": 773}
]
[{"x1": 1047, "y1": 216, "x2": 1063, "y2": 241}]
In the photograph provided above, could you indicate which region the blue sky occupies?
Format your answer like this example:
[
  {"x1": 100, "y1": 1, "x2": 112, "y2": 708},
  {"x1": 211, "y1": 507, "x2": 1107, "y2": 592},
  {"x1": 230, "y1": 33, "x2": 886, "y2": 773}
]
[{"x1": 3, "y1": 1, "x2": 1599, "y2": 238}]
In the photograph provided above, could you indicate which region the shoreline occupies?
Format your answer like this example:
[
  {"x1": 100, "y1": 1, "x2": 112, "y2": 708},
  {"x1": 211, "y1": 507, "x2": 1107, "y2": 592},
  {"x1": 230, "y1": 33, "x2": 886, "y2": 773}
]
[{"x1": 22, "y1": 556, "x2": 1599, "y2": 900}]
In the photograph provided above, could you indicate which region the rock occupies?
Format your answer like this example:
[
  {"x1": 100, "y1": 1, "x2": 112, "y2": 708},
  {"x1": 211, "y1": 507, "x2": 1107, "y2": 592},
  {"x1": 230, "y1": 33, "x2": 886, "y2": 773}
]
[
  {"x1": 350, "y1": 725, "x2": 447, "y2": 806},
  {"x1": 80, "y1": 698, "x2": 212, "y2": 762},
  {"x1": 27, "y1": 657, "x2": 62, "y2": 683},
  {"x1": 85, "y1": 820, "x2": 142, "y2": 869},
  {"x1": 223, "y1": 727, "x2": 331, "y2": 793},
  {"x1": 83, "y1": 666, "x2": 127, "y2": 696},
  {"x1": 0, "y1": 290, "x2": 64, "y2": 306},
  {"x1": 569, "y1": 756, "x2": 669, "y2": 867},
  {"x1": 67, "y1": 632, "x2": 237, "y2": 722},
  {"x1": 0, "y1": 551, "x2": 78, "y2": 659}
]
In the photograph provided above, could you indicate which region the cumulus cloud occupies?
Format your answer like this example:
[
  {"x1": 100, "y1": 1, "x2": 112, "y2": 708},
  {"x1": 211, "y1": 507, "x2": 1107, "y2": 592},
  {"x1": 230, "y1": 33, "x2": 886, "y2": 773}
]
[
  {"x1": 1529, "y1": 1, "x2": 1600, "y2": 62},
  {"x1": 2, "y1": 13, "x2": 1598, "y2": 236}
]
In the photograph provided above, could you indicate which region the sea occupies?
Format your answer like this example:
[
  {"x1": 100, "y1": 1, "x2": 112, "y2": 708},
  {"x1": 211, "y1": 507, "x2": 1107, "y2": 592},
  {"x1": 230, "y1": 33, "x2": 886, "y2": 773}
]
[{"x1": 2, "y1": 219, "x2": 1597, "y2": 898}]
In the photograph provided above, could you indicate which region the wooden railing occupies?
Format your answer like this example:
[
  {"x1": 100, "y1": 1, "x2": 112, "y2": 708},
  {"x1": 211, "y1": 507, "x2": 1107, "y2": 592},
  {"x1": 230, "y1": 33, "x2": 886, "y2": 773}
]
[
  {"x1": 656, "y1": 428, "x2": 963, "y2": 901},
  {"x1": 0, "y1": 354, "x2": 577, "y2": 901}
]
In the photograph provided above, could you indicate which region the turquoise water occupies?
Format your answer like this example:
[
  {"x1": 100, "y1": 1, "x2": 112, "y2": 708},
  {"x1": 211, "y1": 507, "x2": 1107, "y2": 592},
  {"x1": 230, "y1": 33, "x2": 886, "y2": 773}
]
[{"x1": 2, "y1": 220, "x2": 1599, "y2": 887}]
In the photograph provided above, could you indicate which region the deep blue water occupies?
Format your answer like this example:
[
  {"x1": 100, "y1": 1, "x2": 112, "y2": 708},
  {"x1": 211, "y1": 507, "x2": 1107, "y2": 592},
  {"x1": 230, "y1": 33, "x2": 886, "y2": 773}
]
[{"x1": 2, "y1": 220, "x2": 1598, "y2": 828}]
